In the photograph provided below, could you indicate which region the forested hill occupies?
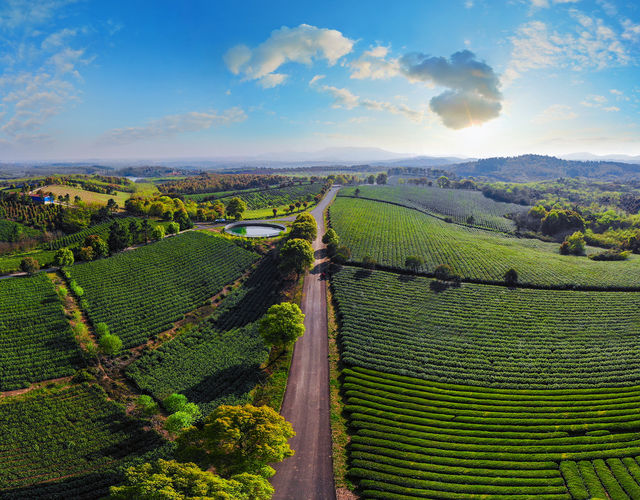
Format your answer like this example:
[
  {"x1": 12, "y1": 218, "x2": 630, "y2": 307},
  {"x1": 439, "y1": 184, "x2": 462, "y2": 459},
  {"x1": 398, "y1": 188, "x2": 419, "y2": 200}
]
[{"x1": 447, "y1": 154, "x2": 640, "y2": 182}]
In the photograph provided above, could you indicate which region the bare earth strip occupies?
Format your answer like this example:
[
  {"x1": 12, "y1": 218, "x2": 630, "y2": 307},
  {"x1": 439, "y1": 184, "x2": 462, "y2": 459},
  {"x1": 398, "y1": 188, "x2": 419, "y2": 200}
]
[{"x1": 271, "y1": 186, "x2": 340, "y2": 500}]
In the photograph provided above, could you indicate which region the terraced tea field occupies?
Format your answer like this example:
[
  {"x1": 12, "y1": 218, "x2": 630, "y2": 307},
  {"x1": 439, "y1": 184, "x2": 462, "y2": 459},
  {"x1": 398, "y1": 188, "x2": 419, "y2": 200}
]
[
  {"x1": 330, "y1": 197, "x2": 640, "y2": 288},
  {"x1": 67, "y1": 231, "x2": 258, "y2": 347},
  {"x1": 0, "y1": 273, "x2": 83, "y2": 390},
  {"x1": 339, "y1": 185, "x2": 526, "y2": 232},
  {"x1": 344, "y1": 366, "x2": 640, "y2": 500},
  {"x1": 127, "y1": 257, "x2": 281, "y2": 414},
  {"x1": 0, "y1": 384, "x2": 167, "y2": 499}
]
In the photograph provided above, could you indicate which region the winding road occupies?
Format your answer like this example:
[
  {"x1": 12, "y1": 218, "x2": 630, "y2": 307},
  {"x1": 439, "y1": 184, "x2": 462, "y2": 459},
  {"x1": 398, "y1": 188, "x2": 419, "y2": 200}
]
[{"x1": 271, "y1": 186, "x2": 340, "y2": 500}]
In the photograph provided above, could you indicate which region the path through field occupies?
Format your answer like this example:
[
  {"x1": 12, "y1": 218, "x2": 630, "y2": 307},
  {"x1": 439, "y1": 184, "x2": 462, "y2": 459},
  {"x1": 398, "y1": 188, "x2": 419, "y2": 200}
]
[{"x1": 271, "y1": 186, "x2": 339, "y2": 500}]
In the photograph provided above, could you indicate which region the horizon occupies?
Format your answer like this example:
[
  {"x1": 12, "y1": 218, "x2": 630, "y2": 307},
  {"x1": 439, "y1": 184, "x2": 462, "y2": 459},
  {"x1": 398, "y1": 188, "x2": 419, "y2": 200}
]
[{"x1": 0, "y1": 0, "x2": 639, "y2": 161}]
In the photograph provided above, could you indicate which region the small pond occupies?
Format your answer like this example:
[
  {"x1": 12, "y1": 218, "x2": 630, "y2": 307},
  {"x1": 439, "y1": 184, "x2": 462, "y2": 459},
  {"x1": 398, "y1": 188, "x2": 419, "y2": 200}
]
[{"x1": 224, "y1": 222, "x2": 285, "y2": 238}]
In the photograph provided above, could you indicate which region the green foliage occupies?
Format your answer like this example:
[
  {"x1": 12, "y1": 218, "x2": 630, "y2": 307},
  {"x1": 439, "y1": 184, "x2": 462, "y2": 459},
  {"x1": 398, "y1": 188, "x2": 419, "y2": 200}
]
[
  {"x1": 332, "y1": 266, "x2": 640, "y2": 388},
  {"x1": 127, "y1": 259, "x2": 278, "y2": 415},
  {"x1": 149, "y1": 224, "x2": 165, "y2": 241},
  {"x1": 376, "y1": 173, "x2": 388, "y2": 185},
  {"x1": 433, "y1": 263, "x2": 455, "y2": 281},
  {"x1": 404, "y1": 255, "x2": 424, "y2": 272},
  {"x1": 69, "y1": 279, "x2": 84, "y2": 297},
  {"x1": 99, "y1": 333, "x2": 123, "y2": 356},
  {"x1": 504, "y1": 268, "x2": 518, "y2": 285},
  {"x1": 330, "y1": 197, "x2": 640, "y2": 287},
  {"x1": 108, "y1": 459, "x2": 273, "y2": 500},
  {"x1": 136, "y1": 395, "x2": 159, "y2": 415},
  {"x1": 0, "y1": 385, "x2": 165, "y2": 495},
  {"x1": 322, "y1": 228, "x2": 339, "y2": 246},
  {"x1": 589, "y1": 249, "x2": 630, "y2": 261},
  {"x1": 560, "y1": 231, "x2": 586, "y2": 256},
  {"x1": 165, "y1": 410, "x2": 196, "y2": 433},
  {"x1": 167, "y1": 221, "x2": 180, "y2": 234},
  {"x1": 163, "y1": 393, "x2": 188, "y2": 413},
  {"x1": 333, "y1": 245, "x2": 351, "y2": 265},
  {"x1": 20, "y1": 256, "x2": 40, "y2": 274},
  {"x1": 288, "y1": 215, "x2": 317, "y2": 242},
  {"x1": 94, "y1": 322, "x2": 110, "y2": 337},
  {"x1": 0, "y1": 273, "x2": 83, "y2": 390},
  {"x1": 176, "y1": 404, "x2": 294, "y2": 477},
  {"x1": 259, "y1": 302, "x2": 305, "y2": 348},
  {"x1": 226, "y1": 197, "x2": 248, "y2": 220},
  {"x1": 67, "y1": 232, "x2": 258, "y2": 347},
  {"x1": 0, "y1": 219, "x2": 41, "y2": 242},
  {"x1": 108, "y1": 220, "x2": 132, "y2": 253},
  {"x1": 53, "y1": 247, "x2": 74, "y2": 267},
  {"x1": 279, "y1": 238, "x2": 314, "y2": 275},
  {"x1": 541, "y1": 208, "x2": 585, "y2": 235}
]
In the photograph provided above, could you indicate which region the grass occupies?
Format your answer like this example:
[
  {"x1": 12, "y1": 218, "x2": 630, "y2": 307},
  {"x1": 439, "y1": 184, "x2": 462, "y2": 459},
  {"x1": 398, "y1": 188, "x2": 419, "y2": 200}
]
[
  {"x1": 39, "y1": 184, "x2": 131, "y2": 206},
  {"x1": 0, "y1": 248, "x2": 56, "y2": 273}
]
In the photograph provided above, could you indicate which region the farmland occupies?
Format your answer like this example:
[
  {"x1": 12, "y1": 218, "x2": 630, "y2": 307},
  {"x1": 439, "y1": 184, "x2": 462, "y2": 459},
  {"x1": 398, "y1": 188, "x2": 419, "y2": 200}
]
[
  {"x1": 331, "y1": 266, "x2": 640, "y2": 388},
  {"x1": 0, "y1": 273, "x2": 83, "y2": 390},
  {"x1": 127, "y1": 258, "x2": 282, "y2": 414},
  {"x1": 339, "y1": 184, "x2": 527, "y2": 232},
  {"x1": 0, "y1": 384, "x2": 167, "y2": 498},
  {"x1": 66, "y1": 231, "x2": 258, "y2": 347},
  {"x1": 344, "y1": 365, "x2": 640, "y2": 500},
  {"x1": 37, "y1": 184, "x2": 131, "y2": 206},
  {"x1": 329, "y1": 196, "x2": 640, "y2": 288}
]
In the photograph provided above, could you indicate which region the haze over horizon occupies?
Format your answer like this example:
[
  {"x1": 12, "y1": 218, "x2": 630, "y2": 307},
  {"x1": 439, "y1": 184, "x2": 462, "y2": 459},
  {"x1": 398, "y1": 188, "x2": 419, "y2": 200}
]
[{"x1": 1, "y1": 0, "x2": 639, "y2": 161}]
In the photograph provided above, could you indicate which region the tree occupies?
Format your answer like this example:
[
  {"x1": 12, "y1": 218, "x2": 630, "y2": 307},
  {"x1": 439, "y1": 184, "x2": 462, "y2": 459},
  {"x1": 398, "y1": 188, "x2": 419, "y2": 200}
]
[
  {"x1": 405, "y1": 255, "x2": 424, "y2": 272},
  {"x1": 106, "y1": 198, "x2": 118, "y2": 213},
  {"x1": 362, "y1": 255, "x2": 376, "y2": 269},
  {"x1": 108, "y1": 460, "x2": 273, "y2": 500},
  {"x1": 176, "y1": 404, "x2": 295, "y2": 478},
  {"x1": 367, "y1": 174, "x2": 375, "y2": 184},
  {"x1": 354, "y1": 187, "x2": 361, "y2": 197},
  {"x1": 108, "y1": 221, "x2": 132, "y2": 253},
  {"x1": 95, "y1": 322, "x2": 110, "y2": 337},
  {"x1": 162, "y1": 210, "x2": 174, "y2": 221},
  {"x1": 99, "y1": 333, "x2": 123, "y2": 356},
  {"x1": 289, "y1": 220, "x2": 317, "y2": 242},
  {"x1": 54, "y1": 247, "x2": 74, "y2": 267},
  {"x1": 279, "y1": 238, "x2": 314, "y2": 276},
  {"x1": 437, "y1": 176, "x2": 451, "y2": 188},
  {"x1": 294, "y1": 213, "x2": 314, "y2": 224},
  {"x1": 84, "y1": 234, "x2": 108, "y2": 259},
  {"x1": 322, "y1": 228, "x2": 339, "y2": 246},
  {"x1": 434, "y1": 264, "x2": 456, "y2": 281},
  {"x1": 166, "y1": 221, "x2": 180, "y2": 234},
  {"x1": 333, "y1": 245, "x2": 351, "y2": 264},
  {"x1": 560, "y1": 231, "x2": 586, "y2": 256},
  {"x1": 541, "y1": 209, "x2": 585, "y2": 236},
  {"x1": 272, "y1": 208, "x2": 277, "y2": 217},
  {"x1": 466, "y1": 215, "x2": 475, "y2": 225},
  {"x1": 150, "y1": 225, "x2": 165, "y2": 241},
  {"x1": 504, "y1": 268, "x2": 518, "y2": 286},
  {"x1": 20, "y1": 257, "x2": 39, "y2": 275},
  {"x1": 174, "y1": 209, "x2": 193, "y2": 230},
  {"x1": 164, "y1": 393, "x2": 188, "y2": 413},
  {"x1": 226, "y1": 197, "x2": 247, "y2": 220},
  {"x1": 141, "y1": 219, "x2": 151, "y2": 243},
  {"x1": 259, "y1": 302, "x2": 305, "y2": 349},
  {"x1": 376, "y1": 173, "x2": 388, "y2": 185}
]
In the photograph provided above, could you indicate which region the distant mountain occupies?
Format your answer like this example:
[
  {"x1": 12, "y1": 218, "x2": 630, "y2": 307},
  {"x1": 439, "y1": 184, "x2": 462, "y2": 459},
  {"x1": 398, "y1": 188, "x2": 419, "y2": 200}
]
[
  {"x1": 374, "y1": 155, "x2": 470, "y2": 167},
  {"x1": 561, "y1": 153, "x2": 640, "y2": 164},
  {"x1": 446, "y1": 154, "x2": 640, "y2": 182}
]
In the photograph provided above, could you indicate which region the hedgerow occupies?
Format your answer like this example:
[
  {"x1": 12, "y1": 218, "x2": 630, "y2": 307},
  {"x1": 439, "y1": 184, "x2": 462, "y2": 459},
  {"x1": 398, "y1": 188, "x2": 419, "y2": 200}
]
[
  {"x1": 0, "y1": 273, "x2": 83, "y2": 390},
  {"x1": 66, "y1": 231, "x2": 258, "y2": 348}
]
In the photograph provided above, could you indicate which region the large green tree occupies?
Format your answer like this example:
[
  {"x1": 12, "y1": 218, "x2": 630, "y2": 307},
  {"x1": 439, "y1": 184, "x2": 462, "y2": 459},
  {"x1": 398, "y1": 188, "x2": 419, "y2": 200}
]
[
  {"x1": 259, "y1": 302, "x2": 305, "y2": 349},
  {"x1": 53, "y1": 247, "x2": 74, "y2": 267},
  {"x1": 176, "y1": 404, "x2": 295, "y2": 478},
  {"x1": 108, "y1": 459, "x2": 273, "y2": 500},
  {"x1": 226, "y1": 197, "x2": 247, "y2": 220},
  {"x1": 279, "y1": 238, "x2": 314, "y2": 276}
]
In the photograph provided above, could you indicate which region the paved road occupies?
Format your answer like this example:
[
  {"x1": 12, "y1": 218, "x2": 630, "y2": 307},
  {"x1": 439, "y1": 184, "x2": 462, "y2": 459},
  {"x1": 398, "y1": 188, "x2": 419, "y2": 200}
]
[{"x1": 271, "y1": 186, "x2": 340, "y2": 500}]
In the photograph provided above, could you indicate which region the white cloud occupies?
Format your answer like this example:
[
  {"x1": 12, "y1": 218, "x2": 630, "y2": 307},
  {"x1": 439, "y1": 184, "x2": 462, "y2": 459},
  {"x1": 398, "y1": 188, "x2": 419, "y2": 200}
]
[
  {"x1": 309, "y1": 74, "x2": 325, "y2": 86},
  {"x1": 581, "y1": 94, "x2": 608, "y2": 107},
  {"x1": 224, "y1": 24, "x2": 354, "y2": 87},
  {"x1": 602, "y1": 106, "x2": 620, "y2": 112},
  {"x1": 465, "y1": 0, "x2": 474, "y2": 8},
  {"x1": 622, "y1": 19, "x2": 640, "y2": 42},
  {"x1": 349, "y1": 46, "x2": 399, "y2": 80},
  {"x1": 530, "y1": 0, "x2": 580, "y2": 8},
  {"x1": 610, "y1": 89, "x2": 623, "y2": 96},
  {"x1": 398, "y1": 50, "x2": 502, "y2": 129},
  {"x1": 508, "y1": 14, "x2": 633, "y2": 81},
  {"x1": 0, "y1": 0, "x2": 79, "y2": 31},
  {"x1": 100, "y1": 108, "x2": 247, "y2": 145},
  {"x1": 317, "y1": 84, "x2": 424, "y2": 122},
  {"x1": 532, "y1": 104, "x2": 578, "y2": 123}
]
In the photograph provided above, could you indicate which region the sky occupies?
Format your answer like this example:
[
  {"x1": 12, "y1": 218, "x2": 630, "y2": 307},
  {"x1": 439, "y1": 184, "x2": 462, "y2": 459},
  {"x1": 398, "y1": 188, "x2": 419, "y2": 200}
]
[{"x1": 0, "y1": 0, "x2": 639, "y2": 161}]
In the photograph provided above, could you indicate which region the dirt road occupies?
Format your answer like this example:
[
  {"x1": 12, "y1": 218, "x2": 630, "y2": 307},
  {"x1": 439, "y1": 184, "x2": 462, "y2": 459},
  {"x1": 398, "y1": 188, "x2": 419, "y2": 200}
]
[{"x1": 271, "y1": 186, "x2": 340, "y2": 500}]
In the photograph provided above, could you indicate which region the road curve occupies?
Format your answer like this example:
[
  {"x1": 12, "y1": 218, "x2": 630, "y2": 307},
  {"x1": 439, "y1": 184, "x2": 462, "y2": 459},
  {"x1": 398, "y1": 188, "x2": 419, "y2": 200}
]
[{"x1": 271, "y1": 186, "x2": 340, "y2": 500}]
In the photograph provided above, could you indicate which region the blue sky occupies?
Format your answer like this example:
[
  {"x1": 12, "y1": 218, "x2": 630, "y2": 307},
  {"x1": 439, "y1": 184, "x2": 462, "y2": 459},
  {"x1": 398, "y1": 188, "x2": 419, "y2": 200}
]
[{"x1": 0, "y1": 0, "x2": 638, "y2": 160}]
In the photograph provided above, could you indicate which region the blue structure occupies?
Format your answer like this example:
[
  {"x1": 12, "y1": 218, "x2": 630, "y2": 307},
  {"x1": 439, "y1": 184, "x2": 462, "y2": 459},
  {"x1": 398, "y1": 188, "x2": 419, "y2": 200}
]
[{"x1": 30, "y1": 195, "x2": 53, "y2": 204}]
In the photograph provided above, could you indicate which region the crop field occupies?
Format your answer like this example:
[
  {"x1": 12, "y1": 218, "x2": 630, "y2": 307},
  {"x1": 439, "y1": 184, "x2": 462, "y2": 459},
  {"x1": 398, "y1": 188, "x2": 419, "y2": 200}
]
[
  {"x1": 0, "y1": 249, "x2": 56, "y2": 273},
  {"x1": 185, "y1": 182, "x2": 323, "y2": 207},
  {"x1": 329, "y1": 197, "x2": 640, "y2": 288},
  {"x1": 127, "y1": 258, "x2": 281, "y2": 414},
  {"x1": 0, "y1": 219, "x2": 41, "y2": 241},
  {"x1": 344, "y1": 365, "x2": 640, "y2": 500},
  {"x1": 332, "y1": 266, "x2": 640, "y2": 388},
  {"x1": 67, "y1": 231, "x2": 258, "y2": 348},
  {"x1": 0, "y1": 274, "x2": 83, "y2": 391},
  {"x1": 339, "y1": 185, "x2": 527, "y2": 232},
  {"x1": 38, "y1": 184, "x2": 131, "y2": 206},
  {"x1": 0, "y1": 384, "x2": 167, "y2": 498},
  {"x1": 46, "y1": 218, "x2": 135, "y2": 250}
]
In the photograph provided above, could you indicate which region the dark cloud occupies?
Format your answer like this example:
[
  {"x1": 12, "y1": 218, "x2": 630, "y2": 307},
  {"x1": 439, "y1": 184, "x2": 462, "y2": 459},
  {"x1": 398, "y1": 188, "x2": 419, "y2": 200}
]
[{"x1": 400, "y1": 50, "x2": 502, "y2": 129}]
